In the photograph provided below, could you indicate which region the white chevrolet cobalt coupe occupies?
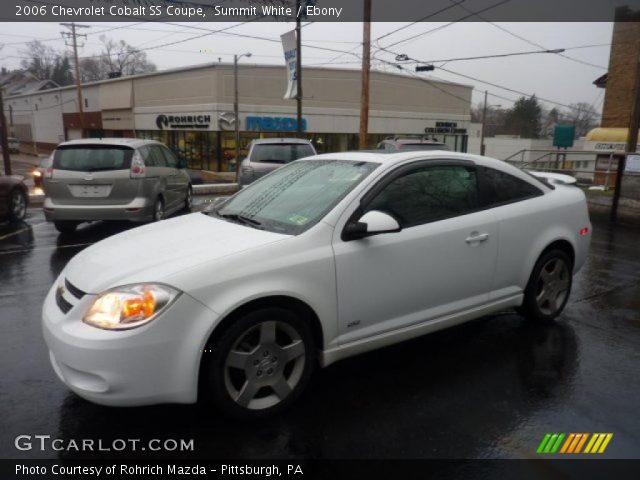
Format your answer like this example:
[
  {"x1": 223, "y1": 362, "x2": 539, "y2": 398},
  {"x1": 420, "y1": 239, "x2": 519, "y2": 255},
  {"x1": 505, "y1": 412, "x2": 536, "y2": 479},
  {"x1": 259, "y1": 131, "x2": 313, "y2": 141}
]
[{"x1": 43, "y1": 151, "x2": 591, "y2": 418}]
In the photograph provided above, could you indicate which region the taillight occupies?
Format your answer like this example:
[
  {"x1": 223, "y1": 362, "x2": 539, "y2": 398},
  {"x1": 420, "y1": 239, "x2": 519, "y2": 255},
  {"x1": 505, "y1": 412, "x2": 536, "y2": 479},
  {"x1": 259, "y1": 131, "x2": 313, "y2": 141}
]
[
  {"x1": 130, "y1": 151, "x2": 146, "y2": 179},
  {"x1": 45, "y1": 155, "x2": 53, "y2": 178},
  {"x1": 579, "y1": 227, "x2": 590, "y2": 236}
]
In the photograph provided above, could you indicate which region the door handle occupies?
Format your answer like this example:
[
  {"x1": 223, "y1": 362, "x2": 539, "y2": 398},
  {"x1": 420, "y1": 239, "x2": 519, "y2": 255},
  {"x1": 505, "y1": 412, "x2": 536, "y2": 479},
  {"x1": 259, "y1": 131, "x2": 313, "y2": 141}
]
[{"x1": 465, "y1": 232, "x2": 489, "y2": 243}]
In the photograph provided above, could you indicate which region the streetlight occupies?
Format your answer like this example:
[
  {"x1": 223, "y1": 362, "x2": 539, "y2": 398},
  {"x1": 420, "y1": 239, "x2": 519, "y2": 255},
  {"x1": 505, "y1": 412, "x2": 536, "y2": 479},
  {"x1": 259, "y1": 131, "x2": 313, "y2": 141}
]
[
  {"x1": 480, "y1": 90, "x2": 501, "y2": 156},
  {"x1": 234, "y1": 52, "x2": 252, "y2": 180}
]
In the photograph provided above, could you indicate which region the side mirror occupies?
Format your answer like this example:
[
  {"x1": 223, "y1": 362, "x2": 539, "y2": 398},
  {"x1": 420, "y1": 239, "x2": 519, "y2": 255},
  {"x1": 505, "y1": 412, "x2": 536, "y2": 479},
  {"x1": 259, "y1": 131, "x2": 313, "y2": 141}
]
[{"x1": 343, "y1": 210, "x2": 401, "y2": 241}]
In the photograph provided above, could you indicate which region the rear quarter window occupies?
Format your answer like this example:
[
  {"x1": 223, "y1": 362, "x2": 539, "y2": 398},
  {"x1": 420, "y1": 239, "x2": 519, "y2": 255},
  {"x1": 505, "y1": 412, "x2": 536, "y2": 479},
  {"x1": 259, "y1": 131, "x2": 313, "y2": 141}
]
[
  {"x1": 53, "y1": 146, "x2": 134, "y2": 172},
  {"x1": 480, "y1": 167, "x2": 543, "y2": 207}
]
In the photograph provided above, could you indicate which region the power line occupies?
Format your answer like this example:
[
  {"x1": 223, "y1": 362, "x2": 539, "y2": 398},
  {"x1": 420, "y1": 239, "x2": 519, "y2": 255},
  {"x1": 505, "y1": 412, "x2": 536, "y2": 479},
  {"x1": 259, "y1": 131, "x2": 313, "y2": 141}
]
[
  {"x1": 375, "y1": 0, "x2": 468, "y2": 43},
  {"x1": 381, "y1": 0, "x2": 511, "y2": 50},
  {"x1": 447, "y1": 0, "x2": 608, "y2": 70}
]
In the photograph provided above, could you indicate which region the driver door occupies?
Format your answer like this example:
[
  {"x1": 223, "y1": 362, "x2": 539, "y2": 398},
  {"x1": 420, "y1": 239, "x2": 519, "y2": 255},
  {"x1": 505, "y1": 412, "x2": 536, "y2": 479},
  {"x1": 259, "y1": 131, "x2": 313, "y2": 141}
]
[{"x1": 332, "y1": 161, "x2": 498, "y2": 345}]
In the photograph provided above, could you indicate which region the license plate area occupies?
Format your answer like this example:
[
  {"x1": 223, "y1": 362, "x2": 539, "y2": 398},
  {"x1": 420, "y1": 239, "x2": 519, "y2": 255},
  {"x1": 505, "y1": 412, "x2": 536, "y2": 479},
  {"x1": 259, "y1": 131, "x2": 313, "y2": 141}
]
[{"x1": 68, "y1": 184, "x2": 112, "y2": 198}]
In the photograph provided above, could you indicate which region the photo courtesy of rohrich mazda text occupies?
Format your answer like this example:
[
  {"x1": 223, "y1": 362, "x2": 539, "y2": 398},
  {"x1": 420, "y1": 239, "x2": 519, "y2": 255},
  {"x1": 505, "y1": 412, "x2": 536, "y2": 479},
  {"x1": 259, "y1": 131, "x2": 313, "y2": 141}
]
[{"x1": 1, "y1": 0, "x2": 640, "y2": 479}]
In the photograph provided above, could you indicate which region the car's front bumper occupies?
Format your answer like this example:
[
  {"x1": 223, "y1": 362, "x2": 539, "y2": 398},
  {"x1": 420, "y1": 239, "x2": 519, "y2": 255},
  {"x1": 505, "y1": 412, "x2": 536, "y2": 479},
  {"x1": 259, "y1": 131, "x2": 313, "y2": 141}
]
[
  {"x1": 43, "y1": 196, "x2": 154, "y2": 222},
  {"x1": 42, "y1": 276, "x2": 219, "y2": 406}
]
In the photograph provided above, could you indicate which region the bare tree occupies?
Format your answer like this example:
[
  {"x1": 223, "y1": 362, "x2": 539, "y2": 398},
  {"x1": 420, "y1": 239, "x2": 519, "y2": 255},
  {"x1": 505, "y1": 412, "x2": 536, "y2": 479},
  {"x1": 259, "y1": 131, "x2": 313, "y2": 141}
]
[
  {"x1": 564, "y1": 102, "x2": 599, "y2": 138},
  {"x1": 79, "y1": 57, "x2": 104, "y2": 83},
  {"x1": 97, "y1": 36, "x2": 156, "y2": 78},
  {"x1": 19, "y1": 40, "x2": 73, "y2": 85}
]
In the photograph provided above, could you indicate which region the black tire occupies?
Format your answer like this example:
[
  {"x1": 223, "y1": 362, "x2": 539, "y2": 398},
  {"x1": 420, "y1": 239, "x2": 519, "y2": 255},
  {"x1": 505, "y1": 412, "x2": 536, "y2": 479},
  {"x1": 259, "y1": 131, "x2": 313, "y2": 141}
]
[
  {"x1": 152, "y1": 197, "x2": 164, "y2": 222},
  {"x1": 519, "y1": 249, "x2": 573, "y2": 323},
  {"x1": 183, "y1": 186, "x2": 193, "y2": 212},
  {"x1": 203, "y1": 307, "x2": 315, "y2": 420},
  {"x1": 54, "y1": 221, "x2": 79, "y2": 234},
  {"x1": 7, "y1": 189, "x2": 27, "y2": 222}
]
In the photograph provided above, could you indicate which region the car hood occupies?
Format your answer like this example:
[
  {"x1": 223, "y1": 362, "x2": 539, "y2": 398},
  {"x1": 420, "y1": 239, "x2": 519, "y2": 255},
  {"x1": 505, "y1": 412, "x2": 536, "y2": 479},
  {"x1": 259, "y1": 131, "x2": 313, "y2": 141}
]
[{"x1": 64, "y1": 213, "x2": 289, "y2": 294}]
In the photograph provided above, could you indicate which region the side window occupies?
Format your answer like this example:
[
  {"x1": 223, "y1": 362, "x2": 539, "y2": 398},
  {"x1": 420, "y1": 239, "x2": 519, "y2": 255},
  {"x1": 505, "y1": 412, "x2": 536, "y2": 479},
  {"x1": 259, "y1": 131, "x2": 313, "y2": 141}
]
[
  {"x1": 480, "y1": 167, "x2": 542, "y2": 207},
  {"x1": 139, "y1": 146, "x2": 155, "y2": 166},
  {"x1": 365, "y1": 165, "x2": 478, "y2": 227},
  {"x1": 160, "y1": 146, "x2": 178, "y2": 168},
  {"x1": 376, "y1": 142, "x2": 385, "y2": 151}
]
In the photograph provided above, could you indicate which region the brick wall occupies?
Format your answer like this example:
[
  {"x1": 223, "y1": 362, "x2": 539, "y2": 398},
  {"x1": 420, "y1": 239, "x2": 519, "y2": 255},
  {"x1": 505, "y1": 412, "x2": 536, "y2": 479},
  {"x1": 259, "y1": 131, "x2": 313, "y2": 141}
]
[{"x1": 601, "y1": 8, "x2": 640, "y2": 128}]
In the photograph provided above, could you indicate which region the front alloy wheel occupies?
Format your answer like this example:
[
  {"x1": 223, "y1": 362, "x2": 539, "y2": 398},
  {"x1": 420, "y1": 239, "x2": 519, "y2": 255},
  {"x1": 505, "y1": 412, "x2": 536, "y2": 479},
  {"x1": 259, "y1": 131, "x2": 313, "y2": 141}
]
[{"x1": 205, "y1": 308, "x2": 314, "y2": 419}]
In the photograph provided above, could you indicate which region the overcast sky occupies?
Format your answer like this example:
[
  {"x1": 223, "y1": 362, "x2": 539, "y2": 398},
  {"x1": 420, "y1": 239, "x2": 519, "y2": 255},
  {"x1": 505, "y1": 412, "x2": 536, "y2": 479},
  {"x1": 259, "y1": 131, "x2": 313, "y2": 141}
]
[{"x1": 0, "y1": 21, "x2": 613, "y2": 115}]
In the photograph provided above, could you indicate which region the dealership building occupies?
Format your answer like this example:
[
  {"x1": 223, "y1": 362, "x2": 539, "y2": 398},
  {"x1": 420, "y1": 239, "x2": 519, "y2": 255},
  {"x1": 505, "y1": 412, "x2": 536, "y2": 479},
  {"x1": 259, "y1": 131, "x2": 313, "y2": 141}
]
[{"x1": 3, "y1": 63, "x2": 473, "y2": 172}]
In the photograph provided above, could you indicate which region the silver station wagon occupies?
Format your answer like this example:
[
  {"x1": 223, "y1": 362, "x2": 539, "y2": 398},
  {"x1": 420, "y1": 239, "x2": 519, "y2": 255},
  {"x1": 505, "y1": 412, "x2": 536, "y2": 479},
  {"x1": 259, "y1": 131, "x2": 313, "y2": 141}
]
[{"x1": 43, "y1": 138, "x2": 192, "y2": 233}]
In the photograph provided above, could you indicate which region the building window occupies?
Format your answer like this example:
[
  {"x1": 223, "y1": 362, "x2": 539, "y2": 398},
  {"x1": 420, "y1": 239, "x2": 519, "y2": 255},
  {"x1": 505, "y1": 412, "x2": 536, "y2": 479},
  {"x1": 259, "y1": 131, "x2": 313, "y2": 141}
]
[{"x1": 84, "y1": 98, "x2": 88, "y2": 108}]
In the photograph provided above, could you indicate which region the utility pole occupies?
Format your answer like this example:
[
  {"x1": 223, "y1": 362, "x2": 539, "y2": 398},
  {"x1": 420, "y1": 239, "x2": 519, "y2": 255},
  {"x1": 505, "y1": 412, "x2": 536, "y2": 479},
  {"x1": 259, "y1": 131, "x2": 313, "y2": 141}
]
[
  {"x1": 480, "y1": 90, "x2": 488, "y2": 156},
  {"x1": 61, "y1": 22, "x2": 90, "y2": 138},
  {"x1": 359, "y1": 0, "x2": 372, "y2": 150},
  {"x1": 295, "y1": 0, "x2": 303, "y2": 136},
  {"x1": 611, "y1": 47, "x2": 640, "y2": 222},
  {"x1": 0, "y1": 87, "x2": 12, "y2": 175},
  {"x1": 234, "y1": 52, "x2": 252, "y2": 182},
  {"x1": 234, "y1": 54, "x2": 240, "y2": 175}
]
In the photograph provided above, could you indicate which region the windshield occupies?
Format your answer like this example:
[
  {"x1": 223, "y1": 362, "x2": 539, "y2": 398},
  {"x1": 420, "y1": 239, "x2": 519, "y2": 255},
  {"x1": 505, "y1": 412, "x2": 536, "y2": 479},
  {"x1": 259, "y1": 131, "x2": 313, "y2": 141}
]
[
  {"x1": 53, "y1": 146, "x2": 134, "y2": 172},
  {"x1": 250, "y1": 143, "x2": 315, "y2": 163},
  {"x1": 215, "y1": 160, "x2": 378, "y2": 235},
  {"x1": 399, "y1": 143, "x2": 449, "y2": 151}
]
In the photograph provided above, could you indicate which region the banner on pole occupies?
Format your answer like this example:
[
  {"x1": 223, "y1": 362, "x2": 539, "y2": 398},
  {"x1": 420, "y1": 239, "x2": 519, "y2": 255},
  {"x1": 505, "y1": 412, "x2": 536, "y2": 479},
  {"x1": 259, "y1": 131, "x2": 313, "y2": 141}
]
[{"x1": 281, "y1": 29, "x2": 298, "y2": 100}]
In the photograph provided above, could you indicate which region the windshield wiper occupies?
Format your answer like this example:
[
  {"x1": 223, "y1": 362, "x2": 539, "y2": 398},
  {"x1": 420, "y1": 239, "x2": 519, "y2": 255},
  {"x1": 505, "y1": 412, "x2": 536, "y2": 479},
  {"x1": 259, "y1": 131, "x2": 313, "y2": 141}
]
[{"x1": 217, "y1": 212, "x2": 263, "y2": 229}]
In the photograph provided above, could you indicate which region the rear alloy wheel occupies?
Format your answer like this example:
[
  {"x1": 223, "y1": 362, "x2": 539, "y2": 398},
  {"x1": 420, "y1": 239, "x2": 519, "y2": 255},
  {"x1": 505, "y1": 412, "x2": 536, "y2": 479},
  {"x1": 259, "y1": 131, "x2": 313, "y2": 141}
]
[
  {"x1": 205, "y1": 308, "x2": 315, "y2": 419},
  {"x1": 153, "y1": 197, "x2": 164, "y2": 222},
  {"x1": 8, "y1": 189, "x2": 27, "y2": 222},
  {"x1": 183, "y1": 187, "x2": 193, "y2": 212},
  {"x1": 54, "y1": 221, "x2": 79, "y2": 234},
  {"x1": 519, "y1": 249, "x2": 573, "y2": 323}
]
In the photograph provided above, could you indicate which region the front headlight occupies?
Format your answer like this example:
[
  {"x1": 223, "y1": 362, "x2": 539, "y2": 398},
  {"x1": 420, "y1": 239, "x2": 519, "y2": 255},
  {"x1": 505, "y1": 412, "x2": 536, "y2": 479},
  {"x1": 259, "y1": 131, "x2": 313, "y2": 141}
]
[{"x1": 83, "y1": 284, "x2": 180, "y2": 330}]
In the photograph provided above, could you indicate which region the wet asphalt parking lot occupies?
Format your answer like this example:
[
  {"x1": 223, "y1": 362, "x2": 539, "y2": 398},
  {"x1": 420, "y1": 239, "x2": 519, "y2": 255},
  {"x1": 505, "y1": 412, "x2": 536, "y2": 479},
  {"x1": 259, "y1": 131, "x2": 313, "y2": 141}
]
[{"x1": 0, "y1": 204, "x2": 639, "y2": 461}]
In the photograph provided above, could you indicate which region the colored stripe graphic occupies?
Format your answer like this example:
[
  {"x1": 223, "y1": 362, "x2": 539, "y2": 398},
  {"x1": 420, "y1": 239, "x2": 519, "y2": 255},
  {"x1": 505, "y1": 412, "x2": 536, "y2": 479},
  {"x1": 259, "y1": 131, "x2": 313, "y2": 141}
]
[
  {"x1": 560, "y1": 434, "x2": 575, "y2": 453},
  {"x1": 585, "y1": 433, "x2": 614, "y2": 454},
  {"x1": 550, "y1": 433, "x2": 565, "y2": 453},
  {"x1": 539, "y1": 433, "x2": 613, "y2": 454},
  {"x1": 537, "y1": 434, "x2": 552, "y2": 454}
]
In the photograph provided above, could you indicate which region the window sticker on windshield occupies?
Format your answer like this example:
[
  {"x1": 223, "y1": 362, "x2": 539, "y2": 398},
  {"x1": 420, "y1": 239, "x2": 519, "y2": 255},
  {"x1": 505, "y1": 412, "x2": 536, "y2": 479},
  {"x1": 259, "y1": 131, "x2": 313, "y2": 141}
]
[{"x1": 288, "y1": 214, "x2": 309, "y2": 225}]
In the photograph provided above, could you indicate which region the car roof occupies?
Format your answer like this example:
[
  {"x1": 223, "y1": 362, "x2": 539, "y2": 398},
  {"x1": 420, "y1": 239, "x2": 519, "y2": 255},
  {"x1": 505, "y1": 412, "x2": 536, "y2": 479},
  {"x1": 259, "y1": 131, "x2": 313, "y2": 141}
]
[
  {"x1": 300, "y1": 151, "x2": 552, "y2": 191},
  {"x1": 56, "y1": 138, "x2": 161, "y2": 149},
  {"x1": 251, "y1": 138, "x2": 313, "y2": 145}
]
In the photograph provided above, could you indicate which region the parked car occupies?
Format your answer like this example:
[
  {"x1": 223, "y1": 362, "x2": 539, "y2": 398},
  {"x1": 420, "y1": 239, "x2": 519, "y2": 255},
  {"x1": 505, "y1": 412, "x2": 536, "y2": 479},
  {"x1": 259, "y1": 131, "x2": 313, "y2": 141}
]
[
  {"x1": 43, "y1": 151, "x2": 590, "y2": 419},
  {"x1": 43, "y1": 138, "x2": 192, "y2": 234},
  {"x1": 0, "y1": 175, "x2": 28, "y2": 222},
  {"x1": 377, "y1": 136, "x2": 450, "y2": 152},
  {"x1": 238, "y1": 138, "x2": 316, "y2": 187},
  {"x1": 8, "y1": 137, "x2": 21, "y2": 153},
  {"x1": 32, "y1": 154, "x2": 51, "y2": 189}
]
